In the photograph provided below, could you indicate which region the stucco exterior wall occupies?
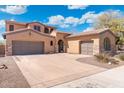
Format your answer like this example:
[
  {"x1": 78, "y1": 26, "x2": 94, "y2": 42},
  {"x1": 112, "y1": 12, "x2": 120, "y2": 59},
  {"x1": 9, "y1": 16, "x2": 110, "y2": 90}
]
[
  {"x1": 27, "y1": 23, "x2": 45, "y2": 33},
  {"x1": 67, "y1": 35, "x2": 100, "y2": 55},
  {"x1": 92, "y1": 38, "x2": 100, "y2": 55},
  {"x1": 5, "y1": 30, "x2": 55, "y2": 56},
  {"x1": 67, "y1": 40, "x2": 80, "y2": 54},
  {"x1": 6, "y1": 21, "x2": 53, "y2": 34},
  {"x1": 99, "y1": 31, "x2": 116, "y2": 53},
  {"x1": 55, "y1": 33, "x2": 68, "y2": 53},
  {"x1": 50, "y1": 30, "x2": 57, "y2": 36},
  {"x1": 50, "y1": 31, "x2": 69, "y2": 53},
  {"x1": 6, "y1": 21, "x2": 26, "y2": 32},
  {"x1": 0, "y1": 45, "x2": 5, "y2": 56},
  {"x1": 5, "y1": 21, "x2": 116, "y2": 56}
]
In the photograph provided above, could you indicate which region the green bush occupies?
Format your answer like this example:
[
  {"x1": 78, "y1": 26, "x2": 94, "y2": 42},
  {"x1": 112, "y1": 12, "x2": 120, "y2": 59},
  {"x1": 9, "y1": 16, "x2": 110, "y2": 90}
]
[{"x1": 118, "y1": 54, "x2": 124, "y2": 61}]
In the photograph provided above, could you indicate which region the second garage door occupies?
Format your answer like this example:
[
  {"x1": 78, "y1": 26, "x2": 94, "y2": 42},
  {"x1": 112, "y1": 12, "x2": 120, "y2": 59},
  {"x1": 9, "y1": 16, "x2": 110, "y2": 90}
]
[
  {"x1": 80, "y1": 41, "x2": 93, "y2": 55},
  {"x1": 12, "y1": 41, "x2": 44, "y2": 55}
]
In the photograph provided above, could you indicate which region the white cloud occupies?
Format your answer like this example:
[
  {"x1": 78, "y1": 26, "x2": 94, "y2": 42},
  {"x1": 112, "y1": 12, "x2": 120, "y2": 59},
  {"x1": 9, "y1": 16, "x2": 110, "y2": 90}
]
[
  {"x1": 60, "y1": 24, "x2": 69, "y2": 28},
  {"x1": 80, "y1": 11, "x2": 102, "y2": 24},
  {"x1": 0, "y1": 20, "x2": 5, "y2": 40},
  {"x1": 83, "y1": 27, "x2": 95, "y2": 32},
  {"x1": 46, "y1": 11, "x2": 99, "y2": 28},
  {"x1": 46, "y1": 10, "x2": 122, "y2": 29},
  {"x1": 0, "y1": 5, "x2": 28, "y2": 15},
  {"x1": 47, "y1": 15, "x2": 64, "y2": 25},
  {"x1": 64, "y1": 17, "x2": 80, "y2": 26},
  {"x1": 47, "y1": 15, "x2": 69, "y2": 28},
  {"x1": 10, "y1": 18, "x2": 15, "y2": 21},
  {"x1": 47, "y1": 15, "x2": 81, "y2": 28},
  {"x1": 80, "y1": 10, "x2": 122, "y2": 24},
  {"x1": 0, "y1": 20, "x2": 5, "y2": 29},
  {"x1": 68, "y1": 5, "x2": 88, "y2": 10},
  {"x1": 0, "y1": 18, "x2": 15, "y2": 29}
]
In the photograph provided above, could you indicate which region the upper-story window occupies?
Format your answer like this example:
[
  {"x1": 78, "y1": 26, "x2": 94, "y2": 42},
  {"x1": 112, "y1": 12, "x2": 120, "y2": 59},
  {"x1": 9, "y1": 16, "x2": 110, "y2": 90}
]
[
  {"x1": 50, "y1": 28, "x2": 54, "y2": 33},
  {"x1": 9, "y1": 25, "x2": 14, "y2": 31},
  {"x1": 44, "y1": 27, "x2": 49, "y2": 33},
  {"x1": 34, "y1": 25, "x2": 40, "y2": 31}
]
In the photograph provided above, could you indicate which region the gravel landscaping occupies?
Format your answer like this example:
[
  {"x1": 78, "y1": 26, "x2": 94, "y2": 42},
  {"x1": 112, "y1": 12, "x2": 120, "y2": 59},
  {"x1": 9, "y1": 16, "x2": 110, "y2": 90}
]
[
  {"x1": 76, "y1": 56, "x2": 124, "y2": 69},
  {"x1": 0, "y1": 57, "x2": 30, "y2": 88}
]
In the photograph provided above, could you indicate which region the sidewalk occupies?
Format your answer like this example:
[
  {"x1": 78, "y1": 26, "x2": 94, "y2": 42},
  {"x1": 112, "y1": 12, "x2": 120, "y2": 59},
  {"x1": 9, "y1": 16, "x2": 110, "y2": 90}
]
[{"x1": 53, "y1": 65, "x2": 124, "y2": 88}]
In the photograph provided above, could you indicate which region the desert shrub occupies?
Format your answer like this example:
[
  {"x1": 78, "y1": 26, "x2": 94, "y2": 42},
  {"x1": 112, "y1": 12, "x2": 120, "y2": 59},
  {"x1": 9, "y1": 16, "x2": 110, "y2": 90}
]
[
  {"x1": 118, "y1": 54, "x2": 124, "y2": 61},
  {"x1": 94, "y1": 53, "x2": 110, "y2": 63},
  {"x1": 95, "y1": 53, "x2": 120, "y2": 65},
  {"x1": 109, "y1": 58, "x2": 119, "y2": 64}
]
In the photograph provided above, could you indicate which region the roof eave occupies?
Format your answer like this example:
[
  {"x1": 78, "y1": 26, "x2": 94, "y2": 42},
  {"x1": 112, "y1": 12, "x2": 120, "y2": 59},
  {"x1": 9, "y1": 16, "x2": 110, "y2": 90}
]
[
  {"x1": 3, "y1": 29, "x2": 55, "y2": 38},
  {"x1": 66, "y1": 33, "x2": 98, "y2": 38}
]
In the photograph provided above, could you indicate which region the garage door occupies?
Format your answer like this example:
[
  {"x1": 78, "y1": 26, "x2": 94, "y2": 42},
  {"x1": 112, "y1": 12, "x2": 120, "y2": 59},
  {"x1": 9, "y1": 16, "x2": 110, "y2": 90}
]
[
  {"x1": 12, "y1": 41, "x2": 44, "y2": 55},
  {"x1": 81, "y1": 41, "x2": 93, "y2": 55}
]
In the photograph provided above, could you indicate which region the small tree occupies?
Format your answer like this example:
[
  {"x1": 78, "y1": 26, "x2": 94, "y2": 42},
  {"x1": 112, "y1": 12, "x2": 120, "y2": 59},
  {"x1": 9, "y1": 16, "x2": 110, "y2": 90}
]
[{"x1": 93, "y1": 10, "x2": 124, "y2": 49}]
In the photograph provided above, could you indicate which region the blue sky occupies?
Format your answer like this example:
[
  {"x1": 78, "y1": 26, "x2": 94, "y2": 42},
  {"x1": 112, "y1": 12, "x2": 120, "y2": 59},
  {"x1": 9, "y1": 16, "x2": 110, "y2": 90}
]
[{"x1": 0, "y1": 5, "x2": 124, "y2": 39}]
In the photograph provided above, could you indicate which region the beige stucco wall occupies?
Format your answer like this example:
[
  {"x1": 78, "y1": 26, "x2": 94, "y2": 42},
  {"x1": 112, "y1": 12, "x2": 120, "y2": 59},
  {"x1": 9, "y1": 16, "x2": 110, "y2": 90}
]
[
  {"x1": 55, "y1": 33, "x2": 69, "y2": 53},
  {"x1": 27, "y1": 23, "x2": 45, "y2": 33},
  {"x1": 5, "y1": 30, "x2": 55, "y2": 56},
  {"x1": 67, "y1": 40, "x2": 80, "y2": 54},
  {"x1": 92, "y1": 38, "x2": 100, "y2": 55},
  {"x1": 50, "y1": 30, "x2": 57, "y2": 36},
  {"x1": 27, "y1": 23, "x2": 54, "y2": 34},
  {"x1": 5, "y1": 21, "x2": 116, "y2": 55},
  {"x1": 6, "y1": 21, "x2": 26, "y2": 32},
  {"x1": 99, "y1": 31, "x2": 116, "y2": 53},
  {"x1": 67, "y1": 35, "x2": 100, "y2": 55},
  {"x1": 6, "y1": 21, "x2": 53, "y2": 34},
  {"x1": 50, "y1": 31, "x2": 69, "y2": 53},
  {"x1": 67, "y1": 31, "x2": 116, "y2": 55}
]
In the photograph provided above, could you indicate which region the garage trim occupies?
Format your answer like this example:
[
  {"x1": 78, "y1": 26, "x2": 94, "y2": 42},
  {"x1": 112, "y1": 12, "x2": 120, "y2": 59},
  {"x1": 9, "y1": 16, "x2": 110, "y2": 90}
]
[
  {"x1": 79, "y1": 40, "x2": 94, "y2": 55},
  {"x1": 12, "y1": 40, "x2": 44, "y2": 55}
]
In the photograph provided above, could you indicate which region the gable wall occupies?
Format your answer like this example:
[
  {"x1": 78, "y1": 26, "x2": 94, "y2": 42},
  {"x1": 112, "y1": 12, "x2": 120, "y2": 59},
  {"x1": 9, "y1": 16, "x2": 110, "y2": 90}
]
[
  {"x1": 67, "y1": 34, "x2": 100, "y2": 54},
  {"x1": 5, "y1": 30, "x2": 55, "y2": 55},
  {"x1": 6, "y1": 22, "x2": 26, "y2": 32},
  {"x1": 99, "y1": 30, "x2": 116, "y2": 53},
  {"x1": 27, "y1": 23, "x2": 45, "y2": 33}
]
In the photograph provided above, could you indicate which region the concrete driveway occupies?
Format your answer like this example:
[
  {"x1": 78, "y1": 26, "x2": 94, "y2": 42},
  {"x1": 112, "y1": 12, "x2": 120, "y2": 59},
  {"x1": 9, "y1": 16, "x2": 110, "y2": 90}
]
[{"x1": 13, "y1": 53, "x2": 106, "y2": 88}]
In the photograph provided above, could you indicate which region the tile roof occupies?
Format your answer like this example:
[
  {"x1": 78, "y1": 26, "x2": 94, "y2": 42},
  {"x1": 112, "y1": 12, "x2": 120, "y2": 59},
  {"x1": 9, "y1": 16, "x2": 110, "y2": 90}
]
[
  {"x1": 3, "y1": 28, "x2": 55, "y2": 39},
  {"x1": 67, "y1": 28, "x2": 115, "y2": 38},
  {"x1": 54, "y1": 30, "x2": 72, "y2": 34},
  {"x1": 6, "y1": 20, "x2": 56, "y2": 29}
]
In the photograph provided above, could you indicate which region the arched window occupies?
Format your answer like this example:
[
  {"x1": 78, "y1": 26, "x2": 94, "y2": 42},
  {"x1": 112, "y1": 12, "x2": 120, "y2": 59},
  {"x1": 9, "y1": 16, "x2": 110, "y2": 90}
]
[{"x1": 104, "y1": 37, "x2": 111, "y2": 51}]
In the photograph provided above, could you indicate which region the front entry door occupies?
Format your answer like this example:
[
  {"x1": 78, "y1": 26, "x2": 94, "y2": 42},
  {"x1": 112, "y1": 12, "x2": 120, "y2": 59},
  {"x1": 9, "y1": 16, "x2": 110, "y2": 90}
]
[{"x1": 58, "y1": 40, "x2": 64, "y2": 53}]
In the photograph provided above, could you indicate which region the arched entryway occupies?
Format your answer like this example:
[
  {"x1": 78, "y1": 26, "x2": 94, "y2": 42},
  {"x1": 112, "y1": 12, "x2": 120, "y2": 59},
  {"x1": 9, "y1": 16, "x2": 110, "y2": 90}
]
[
  {"x1": 104, "y1": 37, "x2": 111, "y2": 51},
  {"x1": 58, "y1": 40, "x2": 64, "y2": 53}
]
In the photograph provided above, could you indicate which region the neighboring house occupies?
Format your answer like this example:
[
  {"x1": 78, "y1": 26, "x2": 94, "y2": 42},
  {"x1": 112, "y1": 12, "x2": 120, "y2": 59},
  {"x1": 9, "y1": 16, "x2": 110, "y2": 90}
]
[{"x1": 3, "y1": 21, "x2": 116, "y2": 56}]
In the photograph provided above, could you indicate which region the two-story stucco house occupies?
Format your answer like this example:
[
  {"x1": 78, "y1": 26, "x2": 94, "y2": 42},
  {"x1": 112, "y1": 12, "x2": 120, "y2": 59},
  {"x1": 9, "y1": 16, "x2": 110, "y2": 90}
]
[{"x1": 3, "y1": 21, "x2": 116, "y2": 56}]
